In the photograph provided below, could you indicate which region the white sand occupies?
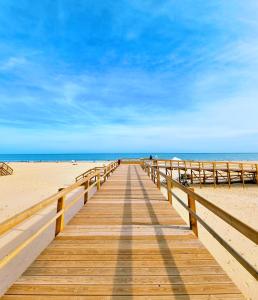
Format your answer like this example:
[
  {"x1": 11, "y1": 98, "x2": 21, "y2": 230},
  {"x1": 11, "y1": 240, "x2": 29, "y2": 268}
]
[
  {"x1": 195, "y1": 184, "x2": 258, "y2": 229},
  {"x1": 0, "y1": 162, "x2": 107, "y2": 222}
]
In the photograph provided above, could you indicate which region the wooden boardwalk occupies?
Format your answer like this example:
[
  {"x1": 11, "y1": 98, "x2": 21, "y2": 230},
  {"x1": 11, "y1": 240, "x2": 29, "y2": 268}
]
[{"x1": 3, "y1": 165, "x2": 244, "y2": 299}]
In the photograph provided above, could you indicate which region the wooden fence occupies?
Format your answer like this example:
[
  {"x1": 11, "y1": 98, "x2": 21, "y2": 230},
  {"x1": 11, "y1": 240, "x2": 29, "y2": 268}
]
[
  {"x1": 141, "y1": 159, "x2": 258, "y2": 187},
  {"x1": 142, "y1": 161, "x2": 258, "y2": 280},
  {"x1": 75, "y1": 161, "x2": 118, "y2": 182}
]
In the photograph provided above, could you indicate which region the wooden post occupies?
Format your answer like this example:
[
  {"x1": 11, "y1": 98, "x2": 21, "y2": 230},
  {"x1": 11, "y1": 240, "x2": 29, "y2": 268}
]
[
  {"x1": 184, "y1": 161, "x2": 187, "y2": 182},
  {"x1": 190, "y1": 169, "x2": 193, "y2": 184},
  {"x1": 157, "y1": 168, "x2": 161, "y2": 189},
  {"x1": 84, "y1": 180, "x2": 89, "y2": 204},
  {"x1": 198, "y1": 162, "x2": 202, "y2": 188},
  {"x1": 256, "y1": 164, "x2": 258, "y2": 184},
  {"x1": 188, "y1": 188, "x2": 198, "y2": 236},
  {"x1": 213, "y1": 162, "x2": 216, "y2": 188},
  {"x1": 177, "y1": 161, "x2": 180, "y2": 183},
  {"x1": 104, "y1": 167, "x2": 107, "y2": 182},
  {"x1": 227, "y1": 162, "x2": 231, "y2": 188},
  {"x1": 147, "y1": 166, "x2": 150, "y2": 177},
  {"x1": 240, "y1": 163, "x2": 245, "y2": 188},
  {"x1": 167, "y1": 177, "x2": 172, "y2": 205},
  {"x1": 97, "y1": 172, "x2": 101, "y2": 190},
  {"x1": 55, "y1": 196, "x2": 65, "y2": 235},
  {"x1": 151, "y1": 167, "x2": 155, "y2": 182}
]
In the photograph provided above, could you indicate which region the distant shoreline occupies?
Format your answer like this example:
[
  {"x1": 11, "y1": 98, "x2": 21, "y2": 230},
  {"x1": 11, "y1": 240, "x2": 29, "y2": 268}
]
[{"x1": 1, "y1": 152, "x2": 258, "y2": 162}]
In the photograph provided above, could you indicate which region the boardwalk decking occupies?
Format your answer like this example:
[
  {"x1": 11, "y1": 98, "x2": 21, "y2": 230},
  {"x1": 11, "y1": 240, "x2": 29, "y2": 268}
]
[{"x1": 3, "y1": 165, "x2": 244, "y2": 299}]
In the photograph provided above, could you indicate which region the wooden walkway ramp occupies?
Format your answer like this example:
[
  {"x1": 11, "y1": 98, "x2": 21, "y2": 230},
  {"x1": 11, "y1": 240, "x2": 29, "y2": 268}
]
[{"x1": 3, "y1": 165, "x2": 244, "y2": 299}]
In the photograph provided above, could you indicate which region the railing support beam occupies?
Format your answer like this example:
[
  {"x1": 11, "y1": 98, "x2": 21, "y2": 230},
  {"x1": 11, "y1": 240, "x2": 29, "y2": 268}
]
[
  {"x1": 97, "y1": 172, "x2": 101, "y2": 190},
  {"x1": 188, "y1": 188, "x2": 198, "y2": 236},
  {"x1": 55, "y1": 196, "x2": 65, "y2": 235},
  {"x1": 167, "y1": 177, "x2": 172, "y2": 205},
  {"x1": 157, "y1": 169, "x2": 161, "y2": 189},
  {"x1": 84, "y1": 180, "x2": 89, "y2": 204}
]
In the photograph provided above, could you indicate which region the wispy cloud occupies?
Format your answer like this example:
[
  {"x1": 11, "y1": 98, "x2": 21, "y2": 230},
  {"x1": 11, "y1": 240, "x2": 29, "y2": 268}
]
[{"x1": 0, "y1": 0, "x2": 258, "y2": 152}]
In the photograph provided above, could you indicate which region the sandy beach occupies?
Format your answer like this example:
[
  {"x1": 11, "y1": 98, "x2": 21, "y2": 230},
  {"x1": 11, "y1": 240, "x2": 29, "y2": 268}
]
[{"x1": 0, "y1": 162, "x2": 107, "y2": 222}]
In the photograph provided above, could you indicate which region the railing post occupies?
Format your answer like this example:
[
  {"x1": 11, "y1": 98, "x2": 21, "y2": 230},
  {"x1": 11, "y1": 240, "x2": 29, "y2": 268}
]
[
  {"x1": 213, "y1": 162, "x2": 216, "y2": 188},
  {"x1": 188, "y1": 188, "x2": 198, "y2": 236},
  {"x1": 256, "y1": 164, "x2": 258, "y2": 185},
  {"x1": 84, "y1": 180, "x2": 89, "y2": 204},
  {"x1": 151, "y1": 167, "x2": 154, "y2": 181},
  {"x1": 97, "y1": 172, "x2": 101, "y2": 190},
  {"x1": 240, "y1": 163, "x2": 245, "y2": 188},
  {"x1": 147, "y1": 166, "x2": 150, "y2": 177},
  {"x1": 227, "y1": 162, "x2": 231, "y2": 188},
  {"x1": 198, "y1": 162, "x2": 202, "y2": 188},
  {"x1": 157, "y1": 168, "x2": 161, "y2": 189},
  {"x1": 167, "y1": 176, "x2": 172, "y2": 205},
  {"x1": 55, "y1": 196, "x2": 65, "y2": 235},
  {"x1": 104, "y1": 167, "x2": 107, "y2": 182}
]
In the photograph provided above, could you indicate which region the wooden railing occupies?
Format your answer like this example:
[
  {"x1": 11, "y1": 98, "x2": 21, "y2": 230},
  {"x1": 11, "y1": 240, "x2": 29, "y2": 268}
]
[
  {"x1": 75, "y1": 161, "x2": 117, "y2": 182},
  {"x1": 0, "y1": 162, "x2": 13, "y2": 176},
  {"x1": 140, "y1": 159, "x2": 258, "y2": 187},
  {"x1": 0, "y1": 161, "x2": 119, "y2": 269},
  {"x1": 142, "y1": 161, "x2": 258, "y2": 280}
]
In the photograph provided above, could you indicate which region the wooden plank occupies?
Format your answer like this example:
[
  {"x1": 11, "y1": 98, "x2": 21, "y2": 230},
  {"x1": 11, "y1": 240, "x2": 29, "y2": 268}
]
[
  {"x1": 23, "y1": 266, "x2": 224, "y2": 276},
  {"x1": 35, "y1": 252, "x2": 213, "y2": 260},
  {"x1": 16, "y1": 274, "x2": 231, "y2": 285},
  {"x1": 6, "y1": 283, "x2": 241, "y2": 295},
  {"x1": 1, "y1": 295, "x2": 246, "y2": 300},
  {"x1": 31, "y1": 260, "x2": 223, "y2": 268}
]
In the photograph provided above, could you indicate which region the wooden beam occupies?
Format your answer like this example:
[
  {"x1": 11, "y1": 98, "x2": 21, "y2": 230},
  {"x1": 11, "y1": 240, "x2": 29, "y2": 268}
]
[
  {"x1": 188, "y1": 188, "x2": 198, "y2": 236},
  {"x1": 156, "y1": 169, "x2": 161, "y2": 189},
  {"x1": 83, "y1": 181, "x2": 89, "y2": 204},
  {"x1": 256, "y1": 164, "x2": 258, "y2": 184},
  {"x1": 55, "y1": 197, "x2": 65, "y2": 235},
  {"x1": 166, "y1": 177, "x2": 172, "y2": 205}
]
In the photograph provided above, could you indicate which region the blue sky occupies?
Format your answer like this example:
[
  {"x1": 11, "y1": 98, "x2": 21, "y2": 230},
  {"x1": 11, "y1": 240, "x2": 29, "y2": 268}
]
[{"x1": 0, "y1": 0, "x2": 258, "y2": 153}]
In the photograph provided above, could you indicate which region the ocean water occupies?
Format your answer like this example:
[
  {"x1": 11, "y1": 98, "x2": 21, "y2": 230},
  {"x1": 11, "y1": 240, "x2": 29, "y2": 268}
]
[{"x1": 1, "y1": 153, "x2": 258, "y2": 162}]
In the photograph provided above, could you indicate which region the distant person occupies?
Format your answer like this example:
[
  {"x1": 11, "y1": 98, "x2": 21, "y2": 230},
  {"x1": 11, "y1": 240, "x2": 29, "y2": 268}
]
[{"x1": 149, "y1": 155, "x2": 153, "y2": 160}]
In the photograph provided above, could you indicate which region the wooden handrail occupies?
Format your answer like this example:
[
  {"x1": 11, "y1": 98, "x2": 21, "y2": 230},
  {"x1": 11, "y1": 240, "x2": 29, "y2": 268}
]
[
  {"x1": 145, "y1": 158, "x2": 257, "y2": 166},
  {"x1": 75, "y1": 161, "x2": 117, "y2": 182},
  {"x1": 0, "y1": 161, "x2": 119, "y2": 268},
  {"x1": 142, "y1": 161, "x2": 258, "y2": 279}
]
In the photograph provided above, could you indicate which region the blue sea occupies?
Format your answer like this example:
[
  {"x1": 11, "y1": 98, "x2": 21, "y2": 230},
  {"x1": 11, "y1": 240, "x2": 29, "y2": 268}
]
[{"x1": 1, "y1": 153, "x2": 258, "y2": 162}]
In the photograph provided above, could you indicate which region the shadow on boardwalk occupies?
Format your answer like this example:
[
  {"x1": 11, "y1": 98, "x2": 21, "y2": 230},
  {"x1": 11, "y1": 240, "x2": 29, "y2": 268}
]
[
  {"x1": 112, "y1": 165, "x2": 190, "y2": 299},
  {"x1": 134, "y1": 165, "x2": 190, "y2": 299},
  {"x1": 112, "y1": 165, "x2": 133, "y2": 299}
]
